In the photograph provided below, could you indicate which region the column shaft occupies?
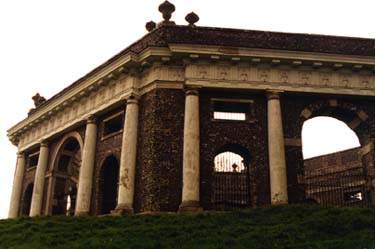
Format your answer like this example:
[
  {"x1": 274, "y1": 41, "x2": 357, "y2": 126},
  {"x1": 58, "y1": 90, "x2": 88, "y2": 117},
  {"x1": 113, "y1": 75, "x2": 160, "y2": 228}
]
[
  {"x1": 267, "y1": 91, "x2": 288, "y2": 204},
  {"x1": 30, "y1": 142, "x2": 49, "y2": 216},
  {"x1": 75, "y1": 116, "x2": 97, "y2": 216},
  {"x1": 115, "y1": 98, "x2": 139, "y2": 214},
  {"x1": 8, "y1": 153, "x2": 26, "y2": 218},
  {"x1": 179, "y1": 89, "x2": 202, "y2": 213}
]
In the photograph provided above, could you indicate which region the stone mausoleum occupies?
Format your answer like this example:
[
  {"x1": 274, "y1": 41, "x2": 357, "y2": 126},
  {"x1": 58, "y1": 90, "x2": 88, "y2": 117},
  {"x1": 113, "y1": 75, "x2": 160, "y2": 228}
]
[{"x1": 7, "y1": 1, "x2": 375, "y2": 218}]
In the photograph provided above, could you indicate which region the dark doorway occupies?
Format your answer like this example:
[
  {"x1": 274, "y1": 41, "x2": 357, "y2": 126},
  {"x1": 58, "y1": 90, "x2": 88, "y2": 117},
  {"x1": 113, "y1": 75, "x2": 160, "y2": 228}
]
[
  {"x1": 21, "y1": 183, "x2": 33, "y2": 216},
  {"x1": 99, "y1": 156, "x2": 119, "y2": 214}
]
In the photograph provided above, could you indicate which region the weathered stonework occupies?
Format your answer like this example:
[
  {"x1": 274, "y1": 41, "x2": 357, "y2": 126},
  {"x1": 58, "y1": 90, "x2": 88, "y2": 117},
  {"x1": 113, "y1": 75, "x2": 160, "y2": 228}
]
[
  {"x1": 7, "y1": 2, "x2": 375, "y2": 218},
  {"x1": 135, "y1": 89, "x2": 184, "y2": 212}
]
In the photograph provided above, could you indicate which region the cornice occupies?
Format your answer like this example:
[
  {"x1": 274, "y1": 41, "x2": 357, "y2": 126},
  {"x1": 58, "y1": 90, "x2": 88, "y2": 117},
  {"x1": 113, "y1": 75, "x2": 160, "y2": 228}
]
[{"x1": 169, "y1": 44, "x2": 375, "y2": 69}]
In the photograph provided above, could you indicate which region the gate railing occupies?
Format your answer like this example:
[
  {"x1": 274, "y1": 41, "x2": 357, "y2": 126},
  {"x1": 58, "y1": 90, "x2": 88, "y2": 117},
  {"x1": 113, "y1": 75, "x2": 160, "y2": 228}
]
[
  {"x1": 213, "y1": 168, "x2": 251, "y2": 210},
  {"x1": 302, "y1": 171, "x2": 373, "y2": 207}
]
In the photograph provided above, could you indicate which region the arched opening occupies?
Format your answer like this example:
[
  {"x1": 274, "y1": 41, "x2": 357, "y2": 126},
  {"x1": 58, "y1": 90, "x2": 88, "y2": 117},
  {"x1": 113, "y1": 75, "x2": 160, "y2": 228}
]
[
  {"x1": 301, "y1": 116, "x2": 370, "y2": 206},
  {"x1": 98, "y1": 156, "x2": 119, "y2": 215},
  {"x1": 52, "y1": 138, "x2": 81, "y2": 215},
  {"x1": 213, "y1": 144, "x2": 251, "y2": 210},
  {"x1": 21, "y1": 183, "x2": 33, "y2": 216},
  {"x1": 302, "y1": 116, "x2": 360, "y2": 159}
]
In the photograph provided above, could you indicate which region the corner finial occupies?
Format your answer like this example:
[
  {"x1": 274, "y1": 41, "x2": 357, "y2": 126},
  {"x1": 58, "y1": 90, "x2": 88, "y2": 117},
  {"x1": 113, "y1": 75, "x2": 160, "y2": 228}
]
[
  {"x1": 32, "y1": 93, "x2": 46, "y2": 107},
  {"x1": 28, "y1": 93, "x2": 47, "y2": 116},
  {"x1": 185, "y1": 12, "x2": 199, "y2": 27},
  {"x1": 158, "y1": 1, "x2": 175, "y2": 23},
  {"x1": 145, "y1": 21, "x2": 156, "y2": 32}
]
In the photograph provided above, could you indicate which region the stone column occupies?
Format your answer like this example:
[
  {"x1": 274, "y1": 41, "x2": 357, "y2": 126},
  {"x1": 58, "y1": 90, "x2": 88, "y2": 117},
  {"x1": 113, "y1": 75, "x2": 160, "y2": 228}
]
[
  {"x1": 114, "y1": 97, "x2": 139, "y2": 214},
  {"x1": 75, "y1": 115, "x2": 97, "y2": 216},
  {"x1": 8, "y1": 152, "x2": 26, "y2": 218},
  {"x1": 45, "y1": 175, "x2": 55, "y2": 215},
  {"x1": 179, "y1": 89, "x2": 202, "y2": 213},
  {"x1": 267, "y1": 91, "x2": 288, "y2": 205},
  {"x1": 30, "y1": 141, "x2": 49, "y2": 217}
]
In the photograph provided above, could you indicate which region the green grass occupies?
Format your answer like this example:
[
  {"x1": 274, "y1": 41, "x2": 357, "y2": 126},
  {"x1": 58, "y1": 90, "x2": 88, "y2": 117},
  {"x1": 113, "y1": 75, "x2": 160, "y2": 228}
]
[{"x1": 1, "y1": 205, "x2": 375, "y2": 249}]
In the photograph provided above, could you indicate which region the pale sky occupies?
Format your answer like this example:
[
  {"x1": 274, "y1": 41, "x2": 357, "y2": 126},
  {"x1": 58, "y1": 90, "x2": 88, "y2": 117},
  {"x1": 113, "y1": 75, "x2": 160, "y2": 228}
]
[{"x1": 0, "y1": 0, "x2": 374, "y2": 219}]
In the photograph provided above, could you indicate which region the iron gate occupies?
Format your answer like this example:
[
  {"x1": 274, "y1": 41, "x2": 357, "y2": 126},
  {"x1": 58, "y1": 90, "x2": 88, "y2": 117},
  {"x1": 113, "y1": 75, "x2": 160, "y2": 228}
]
[{"x1": 212, "y1": 155, "x2": 251, "y2": 210}]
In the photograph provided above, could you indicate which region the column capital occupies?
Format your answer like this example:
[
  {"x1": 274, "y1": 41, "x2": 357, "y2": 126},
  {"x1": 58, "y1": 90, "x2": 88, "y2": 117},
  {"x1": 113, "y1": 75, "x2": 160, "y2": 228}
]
[
  {"x1": 126, "y1": 95, "x2": 139, "y2": 105},
  {"x1": 40, "y1": 140, "x2": 49, "y2": 147},
  {"x1": 266, "y1": 90, "x2": 283, "y2": 100},
  {"x1": 16, "y1": 152, "x2": 25, "y2": 158},
  {"x1": 185, "y1": 88, "x2": 199, "y2": 96},
  {"x1": 87, "y1": 115, "x2": 97, "y2": 124}
]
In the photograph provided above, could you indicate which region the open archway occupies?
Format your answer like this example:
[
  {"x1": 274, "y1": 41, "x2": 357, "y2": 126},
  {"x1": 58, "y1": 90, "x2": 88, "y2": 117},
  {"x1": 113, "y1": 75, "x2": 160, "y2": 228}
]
[
  {"x1": 51, "y1": 138, "x2": 81, "y2": 215},
  {"x1": 21, "y1": 183, "x2": 33, "y2": 216},
  {"x1": 212, "y1": 144, "x2": 251, "y2": 210},
  {"x1": 300, "y1": 114, "x2": 371, "y2": 206},
  {"x1": 98, "y1": 155, "x2": 119, "y2": 215},
  {"x1": 302, "y1": 116, "x2": 360, "y2": 159}
]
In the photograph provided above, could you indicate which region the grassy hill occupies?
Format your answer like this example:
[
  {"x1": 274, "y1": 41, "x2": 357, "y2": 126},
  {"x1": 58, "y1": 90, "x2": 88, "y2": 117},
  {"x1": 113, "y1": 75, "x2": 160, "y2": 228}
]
[{"x1": 1, "y1": 205, "x2": 375, "y2": 249}]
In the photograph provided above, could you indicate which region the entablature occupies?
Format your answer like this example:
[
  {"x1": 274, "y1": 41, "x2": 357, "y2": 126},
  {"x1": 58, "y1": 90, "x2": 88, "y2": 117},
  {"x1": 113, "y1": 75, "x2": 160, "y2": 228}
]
[{"x1": 8, "y1": 43, "x2": 375, "y2": 151}]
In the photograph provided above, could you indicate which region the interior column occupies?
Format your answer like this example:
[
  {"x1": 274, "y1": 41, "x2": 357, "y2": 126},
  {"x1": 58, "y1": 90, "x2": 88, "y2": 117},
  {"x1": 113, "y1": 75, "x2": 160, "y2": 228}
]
[
  {"x1": 267, "y1": 90, "x2": 288, "y2": 204},
  {"x1": 179, "y1": 89, "x2": 202, "y2": 213},
  {"x1": 30, "y1": 141, "x2": 49, "y2": 217}
]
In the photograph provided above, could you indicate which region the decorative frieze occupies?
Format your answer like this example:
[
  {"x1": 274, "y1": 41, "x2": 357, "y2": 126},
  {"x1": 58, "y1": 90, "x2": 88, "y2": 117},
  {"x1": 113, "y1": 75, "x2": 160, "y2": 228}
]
[
  {"x1": 186, "y1": 63, "x2": 375, "y2": 93},
  {"x1": 140, "y1": 65, "x2": 184, "y2": 88}
]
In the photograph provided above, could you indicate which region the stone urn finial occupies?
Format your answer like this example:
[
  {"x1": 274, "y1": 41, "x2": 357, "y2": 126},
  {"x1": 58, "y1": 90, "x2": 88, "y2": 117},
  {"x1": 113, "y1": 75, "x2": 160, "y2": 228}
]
[
  {"x1": 185, "y1": 12, "x2": 199, "y2": 27},
  {"x1": 145, "y1": 21, "x2": 156, "y2": 32},
  {"x1": 159, "y1": 1, "x2": 175, "y2": 22}
]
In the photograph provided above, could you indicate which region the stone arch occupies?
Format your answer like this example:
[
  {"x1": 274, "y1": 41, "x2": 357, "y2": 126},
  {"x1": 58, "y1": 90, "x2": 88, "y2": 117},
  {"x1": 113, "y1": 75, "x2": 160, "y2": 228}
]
[
  {"x1": 21, "y1": 183, "x2": 33, "y2": 216},
  {"x1": 214, "y1": 143, "x2": 252, "y2": 167},
  {"x1": 97, "y1": 154, "x2": 120, "y2": 215},
  {"x1": 49, "y1": 133, "x2": 83, "y2": 215},
  {"x1": 286, "y1": 98, "x2": 373, "y2": 204},
  {"x1": 296, "y1": 99, "x2": 370, "y2": 143},
  {"x1": 50, "y1": 132, "x2": 84, "y2": 171}
]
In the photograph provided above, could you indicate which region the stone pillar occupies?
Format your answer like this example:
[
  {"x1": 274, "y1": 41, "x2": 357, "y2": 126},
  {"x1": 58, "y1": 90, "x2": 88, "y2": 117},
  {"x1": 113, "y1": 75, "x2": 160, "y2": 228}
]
[
  {"x1": 267, "y1": 91, "x2": 288, "y2": 204},
  {"x1": 75, "y1": 115, "x2": 97, "y2": 216},
  {"x1": 179, "y1": 89, "x2": 202, "y2": 213},
  {"x1": 8, "y1": 152, "x2": 26, "y2": 218},
  {"x1": 114, "y1": 97, "x2": 139, "y2": 214},
  {"x1": 45, "y1": 175, "x2": 55, "y2": 215},
  {"x1": 30, "y1": 141, "x2": 49, "y2": 217}
]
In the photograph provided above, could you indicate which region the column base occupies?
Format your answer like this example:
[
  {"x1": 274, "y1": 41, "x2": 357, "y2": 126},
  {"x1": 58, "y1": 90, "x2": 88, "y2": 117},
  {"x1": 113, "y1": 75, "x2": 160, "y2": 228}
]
[
  {"x1": 178, "y1": 200, "x2": 202, "y2": 213},
  {"x1": 111, "y1": 204, "x2": 134, "y2": 216},
  {"x1": 75, "y1": 211, "x2": 90, "y2": 217},
  {"x1": 271, "y1": 193, "x2": 288, "y2": 205}
]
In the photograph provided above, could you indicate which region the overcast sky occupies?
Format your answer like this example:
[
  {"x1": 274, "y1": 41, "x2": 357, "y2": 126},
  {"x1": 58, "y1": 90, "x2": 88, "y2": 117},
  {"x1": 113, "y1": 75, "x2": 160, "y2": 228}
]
[{"x1": 0, "y1": 0, "x2": 374, "y2": 219}]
